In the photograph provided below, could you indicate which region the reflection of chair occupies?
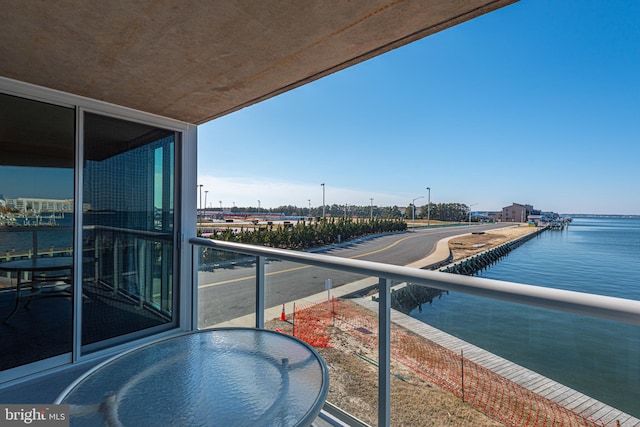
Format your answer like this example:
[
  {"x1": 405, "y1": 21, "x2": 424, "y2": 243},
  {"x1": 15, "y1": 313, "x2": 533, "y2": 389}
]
[
  {"x1": 23, "y1": 272, "x2": 73, "y2": 309},
  {"x1": 25, "y1": 272, "x2": 91, "y2": 309},
  {"x1": 1, "y1": 259, "x2": 91, "y2": 323}
]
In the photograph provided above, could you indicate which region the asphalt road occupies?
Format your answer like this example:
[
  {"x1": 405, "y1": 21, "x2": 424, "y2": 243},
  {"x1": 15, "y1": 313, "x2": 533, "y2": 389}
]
[{"x1": 197, "y1": 223, "x2": 515, "y2": 327}]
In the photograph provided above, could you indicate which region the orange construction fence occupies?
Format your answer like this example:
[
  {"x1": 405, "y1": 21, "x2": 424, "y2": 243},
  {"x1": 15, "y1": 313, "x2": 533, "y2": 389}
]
[{"x1": 280, "y1": 298, "x2": 616, "y2": 427}]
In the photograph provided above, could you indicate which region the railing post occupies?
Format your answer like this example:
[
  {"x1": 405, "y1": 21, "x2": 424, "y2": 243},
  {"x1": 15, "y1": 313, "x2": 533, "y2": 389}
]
[
  {"x1": 32, "y1": 228, "x2": 38, "y2": 259},
  {"x1": 378, "y1": 277, "x2": 391, "y2": 427},
  {"x1": 113, "y1": 236, "x2": 120, "y2": 293},
  {"x1": 256, "y1": 255, "x2": 265, "y2": 328}
]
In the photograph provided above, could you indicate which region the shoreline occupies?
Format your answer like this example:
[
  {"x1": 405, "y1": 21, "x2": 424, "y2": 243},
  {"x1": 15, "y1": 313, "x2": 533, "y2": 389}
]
[
  {"x1": 259, "y1": 225, "x2": 638, "y2": 426},
  {"x1": 218, "y1": 224, "x2": 541, "y2": 325},
  {"x1": 353, "y1": 295, "x2": 638, "y2": 426}
]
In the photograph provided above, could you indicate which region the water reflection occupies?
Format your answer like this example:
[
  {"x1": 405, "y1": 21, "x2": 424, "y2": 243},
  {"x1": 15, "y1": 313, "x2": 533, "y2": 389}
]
[
  {"x1": 390, "y1": 283, "x2": 445, "y2": 315},
  {"x1": 0, "y1": 93, "x2": 75, "y2": 370}
]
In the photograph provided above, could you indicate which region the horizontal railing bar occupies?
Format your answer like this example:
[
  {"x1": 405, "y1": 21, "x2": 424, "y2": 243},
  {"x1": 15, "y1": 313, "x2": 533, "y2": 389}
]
[
  {"x1": 0, "y1": 225, "x2": 169, "y2": 239},
  {"x1": 84, "y1": 225, "x2": 172, "y2": 239},
  {"x1": 0, "y1": 226, "x2": 73, "y2": 231},
  {"x1": 190, "y1": 237, "x2": 640, "y2": 326}
]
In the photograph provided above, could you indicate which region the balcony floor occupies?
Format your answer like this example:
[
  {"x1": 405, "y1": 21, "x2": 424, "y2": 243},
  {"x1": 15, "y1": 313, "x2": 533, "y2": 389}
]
[
  {"x1": 0, "y1": 358, "x2": 104, "y2": 404},
  {"x1": 0, "y1": 281, "x2": 167, "y2": 371}
]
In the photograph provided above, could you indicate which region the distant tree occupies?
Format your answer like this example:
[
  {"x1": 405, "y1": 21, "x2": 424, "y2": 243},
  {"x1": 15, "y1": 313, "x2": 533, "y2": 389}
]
[
  {"x1": 428, "y1": 202, "x2": 468, "y2": 222},
  {"x1": 208, "y1": 217, "x2": 407, "y2": 249}
]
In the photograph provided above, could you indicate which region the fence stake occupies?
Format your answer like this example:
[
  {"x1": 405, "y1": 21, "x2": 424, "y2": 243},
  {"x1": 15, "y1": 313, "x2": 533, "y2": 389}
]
[{"x1": 461, "y1": 349, "x2": 465, "y2": 402}]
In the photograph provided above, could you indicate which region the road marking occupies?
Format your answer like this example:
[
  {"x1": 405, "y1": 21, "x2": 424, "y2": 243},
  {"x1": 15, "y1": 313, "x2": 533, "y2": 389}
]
[
  {"x1": 350, "y1": 233, "x2": 424, "y2": 259},
  {"x1": 200, "y1": 264, "x2": 311, "y2": 287},
  {"x1": 198, "y1": 232, "x2": 429, "y2": 288}
]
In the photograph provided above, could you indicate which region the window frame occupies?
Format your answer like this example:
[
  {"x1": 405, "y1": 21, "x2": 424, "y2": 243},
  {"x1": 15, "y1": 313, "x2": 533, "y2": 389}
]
[{"x1": 0, "y1": 76, "x2": 196, "y2": 382}]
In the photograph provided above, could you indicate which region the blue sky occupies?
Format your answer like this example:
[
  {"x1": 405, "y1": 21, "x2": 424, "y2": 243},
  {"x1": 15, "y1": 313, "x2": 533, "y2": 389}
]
[
  {"x1": 197, "y1": 1, "x2": 640, "y2": 215},
  {"x1": 0, "y1": 167, "x2": 73, "y2": 200}
]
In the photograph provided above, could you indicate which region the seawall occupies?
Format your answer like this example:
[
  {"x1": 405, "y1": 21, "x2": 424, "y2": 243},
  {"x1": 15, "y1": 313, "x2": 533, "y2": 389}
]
[{"x1": 441, "y1": 226, "x2": 546, "y2": 275}]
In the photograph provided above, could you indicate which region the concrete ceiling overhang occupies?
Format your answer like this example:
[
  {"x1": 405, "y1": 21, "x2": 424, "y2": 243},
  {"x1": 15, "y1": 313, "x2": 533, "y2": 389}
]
[{"x1": 1, "y1": 0, "x2": 517, "y2": 125}]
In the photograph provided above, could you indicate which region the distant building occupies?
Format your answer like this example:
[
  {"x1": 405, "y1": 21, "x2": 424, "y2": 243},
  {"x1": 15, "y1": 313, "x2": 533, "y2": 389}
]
[
  {"x1": 473, "y1": 211, "x2": 500, "y2": 222},
  {"x1": 541, "y1": 211, "x2": 560, "y2": 220},
  {"x1": 487, "y1": 211, "x2": 501, "y2": 222},
  {"x1": 527, "y1": 214, "x2": 543, "y2": 226},
  {"x1": 3, "y1": 197, "x2": 73, "y2": 213},
  {"x1": 501, "y1": 203, "x2": 537, "y2": 222}
]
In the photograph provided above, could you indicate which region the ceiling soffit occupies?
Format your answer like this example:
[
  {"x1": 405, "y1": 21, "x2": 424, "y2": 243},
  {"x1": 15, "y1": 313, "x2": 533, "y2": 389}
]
[{"x1": 0, "y1": 1, "x2": 517, "y2": 124}]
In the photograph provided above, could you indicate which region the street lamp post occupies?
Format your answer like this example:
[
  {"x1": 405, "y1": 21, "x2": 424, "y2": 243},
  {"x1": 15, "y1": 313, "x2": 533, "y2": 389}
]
[
  {"x1": 370, "y1": 198, "x2": 374, "y2": 221},
  {"x1": 197, "y1": 184, "x2": 203, "y2": 219},
  {"x1": 321, "y1": 183, "x2": 325, "y2": 220},
  {"x1": 204, "y1": 191, "x2": 208, "y2": 216},
  {"x1": 468, "y1": 203, "x2": 479, "y2": 226},
  {"x1": 411, "y1": 196, "x2": 424, "y2": 228},
  {"x1": 426, "y1": 187, "x2": 431, "y2": 227}
]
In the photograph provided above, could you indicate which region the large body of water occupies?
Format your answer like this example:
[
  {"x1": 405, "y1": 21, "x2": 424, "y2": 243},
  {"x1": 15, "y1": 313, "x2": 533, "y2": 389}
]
[
  {"x1": 0, "y1": 216, "x2": 74, "y2": 255},
  {"x1": 410, "y1": 217, "x2": 640, "y2": 416}
]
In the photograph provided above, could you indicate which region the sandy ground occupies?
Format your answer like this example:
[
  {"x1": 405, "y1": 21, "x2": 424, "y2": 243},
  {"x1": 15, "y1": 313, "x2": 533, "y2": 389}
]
[
  {"x1": 266, "y1": 225, "x2": 542, "y2": 426},
  {"x1": 448, "y1": 224, "x2": 538, "y2": 261},
  {"x1": 268, "y1": 310, "x2": 505, "y2": 427}
]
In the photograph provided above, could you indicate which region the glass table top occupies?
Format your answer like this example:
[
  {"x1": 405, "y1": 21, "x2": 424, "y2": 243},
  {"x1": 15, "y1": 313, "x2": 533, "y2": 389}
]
[{"x1": 56, "y1": 328, "x2": 329, "y2": 427}]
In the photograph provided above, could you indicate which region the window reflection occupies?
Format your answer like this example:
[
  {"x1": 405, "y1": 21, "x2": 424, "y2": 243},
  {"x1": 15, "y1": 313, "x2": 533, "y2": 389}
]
[
  {"x1": 82, "y1": 113, "x2": 176, "y2": 352},
  {"x1": 0, "y1": 93, "x2": 75, "y2": 370}
]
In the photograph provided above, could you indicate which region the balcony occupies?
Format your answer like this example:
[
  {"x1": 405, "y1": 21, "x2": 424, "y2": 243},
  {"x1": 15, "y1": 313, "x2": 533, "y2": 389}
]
[
  {"x1": 191, "y1": 237, "x2": 640, "y2": 427},
  {"x1": 1, "y1": 235, "x2": 639, "y2": 426}
]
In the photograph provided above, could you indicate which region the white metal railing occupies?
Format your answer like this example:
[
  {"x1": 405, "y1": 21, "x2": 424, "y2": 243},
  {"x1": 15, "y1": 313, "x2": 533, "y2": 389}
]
[{"x1": 190, "y1": 237, "x2": 640, "y2": 427}]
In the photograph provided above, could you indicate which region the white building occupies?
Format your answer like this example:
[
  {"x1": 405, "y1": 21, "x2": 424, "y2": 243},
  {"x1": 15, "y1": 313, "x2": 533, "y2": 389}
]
[{"x1": 4, "y1": 198, "x2": 73, "y2": 213}]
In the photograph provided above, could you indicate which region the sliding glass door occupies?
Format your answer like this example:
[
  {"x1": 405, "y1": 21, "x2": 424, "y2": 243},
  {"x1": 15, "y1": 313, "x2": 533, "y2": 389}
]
[
  {"x1": 81, "y1": 112, "x2": 178, "y2": 353},
  {"x1": 0, "y1": 88, "x2": 183, "y2": 377},
  {"x1": 0, "y1": 93, "x2": 75, "y2": 370}
]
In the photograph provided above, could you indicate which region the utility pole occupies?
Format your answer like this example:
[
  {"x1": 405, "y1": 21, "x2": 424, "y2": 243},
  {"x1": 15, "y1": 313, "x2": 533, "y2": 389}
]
[
  {"x1": 370, "y1": 198, "x2": 374, "y2": 220},
  {"x1": 411, "y1": 196, "x2": 424, "y2": 228},
  {"x1": 321, "y1": 183, "x2": 326, "y2": 220},
  {"x1": 197, "y1": 184, "x2": 203, "y2": 219},
  {"x1": 469, "y1": 203, "x2": 478, "y2": 226},
  {"x1": 426, "y1": 187, "x2": 431, "y2": 227}
]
